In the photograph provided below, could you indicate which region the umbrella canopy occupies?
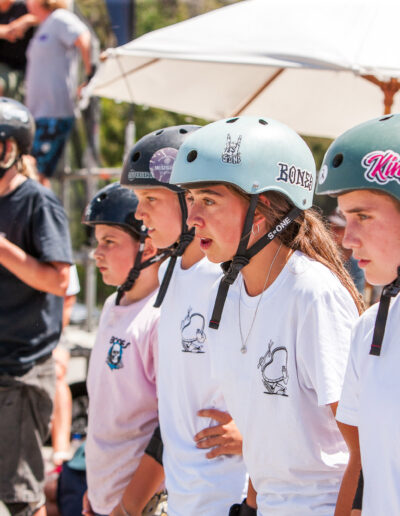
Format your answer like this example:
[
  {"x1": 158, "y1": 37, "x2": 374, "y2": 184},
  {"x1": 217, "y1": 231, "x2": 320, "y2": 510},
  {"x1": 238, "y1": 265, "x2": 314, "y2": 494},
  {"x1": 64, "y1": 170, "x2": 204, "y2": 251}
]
[{"x1": 89, "y1": 0, "x2": 400, "y2": 138}]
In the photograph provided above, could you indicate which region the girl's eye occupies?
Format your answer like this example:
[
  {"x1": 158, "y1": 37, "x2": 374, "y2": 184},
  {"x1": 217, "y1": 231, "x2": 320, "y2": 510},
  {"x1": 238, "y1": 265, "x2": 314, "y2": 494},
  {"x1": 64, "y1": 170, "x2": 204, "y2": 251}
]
[
  {"x1": 147, "y1": 196, "x2": 156, "y2": 202},
  {"x1": 204, "y1": 198, "x2": 214, "y2": 206},
  {"x1": 186, "y1": 195, "x2": 194, "y2": 205},
  {"x1": 357, "y1": 213, "x2": 369, "y2": 221}
]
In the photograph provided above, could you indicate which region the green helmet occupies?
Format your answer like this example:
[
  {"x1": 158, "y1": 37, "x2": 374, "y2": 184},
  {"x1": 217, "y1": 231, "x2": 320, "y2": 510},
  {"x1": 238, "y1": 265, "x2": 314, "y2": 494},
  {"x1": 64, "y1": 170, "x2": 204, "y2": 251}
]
[
  {"x1": 171, "y1": 116, "x2": 316, "y2": 209},
  {"x1": 316, "y1": 114, "x2": 400, "y2": 202}
]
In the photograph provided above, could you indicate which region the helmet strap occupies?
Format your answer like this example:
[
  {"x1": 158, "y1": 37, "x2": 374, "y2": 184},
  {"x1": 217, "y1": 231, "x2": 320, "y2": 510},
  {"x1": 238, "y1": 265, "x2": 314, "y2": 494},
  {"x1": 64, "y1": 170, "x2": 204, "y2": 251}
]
[
  {"x1": 153, "y1": 191, "x2": 195, "y2": 308},
  {"x1": 369, "y1": 266, "x2": 400, "y2": 356},
  {"x1": 209, "y1": 196, "x2": 301, "y2": 330},
  {"x1": 115, "y1": 229, "x2": 173, "y2": 306}
]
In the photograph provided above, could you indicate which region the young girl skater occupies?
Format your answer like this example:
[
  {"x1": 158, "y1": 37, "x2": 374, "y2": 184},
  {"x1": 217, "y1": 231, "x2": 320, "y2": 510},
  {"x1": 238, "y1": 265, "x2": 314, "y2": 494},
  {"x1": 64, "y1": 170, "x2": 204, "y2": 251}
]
[
  {"x1": 170, "y1": 116, "x2": 363, "y2": 516},
  {"x1": 317, "y1": 113, "x2": 400, "y2": 515},
  {"x1": 120, "y1": 126, "x2": 248, "y2": 516},
  {"x1": 82, "y1": 182, "x2": 167, "y2": 516}
]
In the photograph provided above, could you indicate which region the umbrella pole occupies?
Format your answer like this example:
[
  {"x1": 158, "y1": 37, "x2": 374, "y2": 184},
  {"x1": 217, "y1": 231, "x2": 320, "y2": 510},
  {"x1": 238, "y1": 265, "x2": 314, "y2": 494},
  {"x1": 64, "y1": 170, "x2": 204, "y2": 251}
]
[
  {"x1": 232, "y1": 69, "x2": 284, "y2": 117},
  {"x1": 362, "y1": 75, "x2": 400, "y2": 115}
]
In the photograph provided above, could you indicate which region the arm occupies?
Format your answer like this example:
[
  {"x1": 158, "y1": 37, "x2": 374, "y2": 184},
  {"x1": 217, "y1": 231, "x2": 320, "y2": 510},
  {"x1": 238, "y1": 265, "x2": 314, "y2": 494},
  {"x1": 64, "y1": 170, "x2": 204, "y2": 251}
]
[
  {"x1": 246, "y1": 478, "x2": 257, "y2": 509},
  {"x1": 0, "y1": 235, "x2": 70, "y2": 296},
  {"x1": 74, "y1": 30, "x2": 92, "y2": 77},
  {"x1": 330, "y1": 403, "x2": 362, "y2": 516},
  {"x1": 8, "y1": 13, "x2": 38, "y2": 39},
  {"x1": 110, "y1": 454, "x2": 164, "y2": 516},
  {"x1": 194, "y1": 408, "x2": 243, "y2": 458}
]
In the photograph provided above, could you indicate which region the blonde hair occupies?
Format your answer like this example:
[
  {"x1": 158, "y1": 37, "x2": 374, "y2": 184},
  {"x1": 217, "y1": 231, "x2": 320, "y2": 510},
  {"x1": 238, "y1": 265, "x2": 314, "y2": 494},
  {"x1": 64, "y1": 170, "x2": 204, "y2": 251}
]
[
  {"x1": 40, "y1": 0, "x2": 68, "y2": 12},
  {"x1": 232, "y1": 186, "x2": 365, "y2": 314},
  {"x1": 18, "y1": 155, "x2": 39, "y2": 180}
]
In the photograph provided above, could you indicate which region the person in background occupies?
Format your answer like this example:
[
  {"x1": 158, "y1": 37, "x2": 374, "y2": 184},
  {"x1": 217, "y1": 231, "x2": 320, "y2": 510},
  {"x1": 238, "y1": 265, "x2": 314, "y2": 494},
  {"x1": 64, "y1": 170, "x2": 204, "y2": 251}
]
[
  {"x1": 0, "y1": 97, "x2": 73, "y2": 516},
  {"x1": 82, "y1": 183, "x2": 168, "y2": 516},
  {"x1": 328, "y1": 207, "x2": 365, "y2": 295},
  {"x1": 0, "y1": 0, "x2": 37, "y2": 101},
  {"x1": 25, "y1": 0, "x2": 93, "y2": 187}
]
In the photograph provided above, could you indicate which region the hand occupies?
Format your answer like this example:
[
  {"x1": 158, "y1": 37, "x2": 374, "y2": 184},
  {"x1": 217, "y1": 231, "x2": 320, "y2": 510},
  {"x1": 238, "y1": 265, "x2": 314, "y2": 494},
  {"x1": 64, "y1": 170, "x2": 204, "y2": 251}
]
[
  {"x1": 194, "y1": 409, "x2": 243, "y2": 458},
  {"x1": 82, "y1": 490, "x2": 95, "y2": 516}
]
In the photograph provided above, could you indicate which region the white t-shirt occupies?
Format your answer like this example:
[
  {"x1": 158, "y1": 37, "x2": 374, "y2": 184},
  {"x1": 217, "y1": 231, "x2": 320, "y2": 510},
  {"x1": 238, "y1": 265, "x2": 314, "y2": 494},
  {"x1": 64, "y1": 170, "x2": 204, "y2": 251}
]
[
  {"x1": 86, "y1": 291, "x2": 160, "y2": 515},
  {"x1": 208, "y1": 251, "x2": 358, "y2": 516},
  {"x1": 157, "y1": 257, "x2": 248, "y2": 516},
  {"x1": 336, "y1": 294, "x2": 400, "y2": 516}
]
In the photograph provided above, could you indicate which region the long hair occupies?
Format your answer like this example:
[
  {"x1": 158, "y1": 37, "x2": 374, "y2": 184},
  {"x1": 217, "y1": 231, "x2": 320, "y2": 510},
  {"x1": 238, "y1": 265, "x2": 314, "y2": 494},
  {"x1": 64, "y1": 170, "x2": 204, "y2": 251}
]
[{"x1": 231, "y1": 186, "x2": 364, "y2": 314}]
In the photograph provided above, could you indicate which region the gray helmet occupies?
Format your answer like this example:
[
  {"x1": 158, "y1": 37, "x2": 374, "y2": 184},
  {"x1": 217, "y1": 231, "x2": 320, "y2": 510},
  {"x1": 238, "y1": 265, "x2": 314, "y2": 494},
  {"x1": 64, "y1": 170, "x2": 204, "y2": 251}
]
[
  {"x1": 0, "y1": 97, "x2": 35, "y2": 155},
  {"x1": 121, "y1": 125, "x2": 201, "y2": 192},
  {"x1": 121, "y1": 125, "x2": 202, "y2": 308}
]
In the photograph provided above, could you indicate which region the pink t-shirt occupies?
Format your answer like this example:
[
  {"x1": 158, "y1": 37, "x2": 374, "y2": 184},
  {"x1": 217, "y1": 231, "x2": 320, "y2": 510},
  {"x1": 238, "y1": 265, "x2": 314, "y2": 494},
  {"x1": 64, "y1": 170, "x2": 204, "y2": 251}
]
[{"x1": 86, "y1": 291, "x2": 160, "y2": 515}]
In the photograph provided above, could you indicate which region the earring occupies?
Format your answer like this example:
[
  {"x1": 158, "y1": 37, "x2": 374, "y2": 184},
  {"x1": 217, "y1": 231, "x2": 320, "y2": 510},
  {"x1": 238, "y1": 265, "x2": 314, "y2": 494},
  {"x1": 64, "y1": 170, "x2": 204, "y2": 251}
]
[{"x1": 251, "y1": 224, "x2": 260, "y2": 236}]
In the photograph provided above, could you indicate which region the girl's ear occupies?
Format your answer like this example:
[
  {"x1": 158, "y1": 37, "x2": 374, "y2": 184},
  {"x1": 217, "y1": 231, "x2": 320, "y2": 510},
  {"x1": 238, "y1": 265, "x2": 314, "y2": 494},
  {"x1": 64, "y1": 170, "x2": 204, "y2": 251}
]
[
  {"x1": 141, "y1": 236, "x2": 158, "y2": 262},
  {"x1": 253, "y1": 194, "x2": 270, "y2": 226}
]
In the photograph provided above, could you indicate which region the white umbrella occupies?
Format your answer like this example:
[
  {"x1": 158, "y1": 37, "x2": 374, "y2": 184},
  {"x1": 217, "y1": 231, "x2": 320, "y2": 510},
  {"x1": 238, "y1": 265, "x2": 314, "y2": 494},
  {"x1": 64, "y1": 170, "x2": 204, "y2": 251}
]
[{"x1": 89, "y1": 0, "x2": 400, "y2": 138}]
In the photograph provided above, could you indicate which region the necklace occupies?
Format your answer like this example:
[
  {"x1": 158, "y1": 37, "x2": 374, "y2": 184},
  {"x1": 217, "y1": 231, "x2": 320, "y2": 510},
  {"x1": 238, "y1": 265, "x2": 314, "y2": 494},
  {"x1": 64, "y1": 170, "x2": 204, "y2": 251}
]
[{"x1": 238, "y1": 242, "x2": 283, "y2": 354}]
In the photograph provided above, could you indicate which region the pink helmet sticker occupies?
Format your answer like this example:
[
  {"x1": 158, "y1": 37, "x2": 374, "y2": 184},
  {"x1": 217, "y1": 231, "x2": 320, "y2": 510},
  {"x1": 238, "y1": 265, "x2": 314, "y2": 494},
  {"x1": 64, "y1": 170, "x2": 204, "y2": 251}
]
[
  {"x1": 362, "y1": 149, "x2": 400, "y2": 185},
  {"x1": 149, "y1": 147, "x2": 178, "y2": 183}
]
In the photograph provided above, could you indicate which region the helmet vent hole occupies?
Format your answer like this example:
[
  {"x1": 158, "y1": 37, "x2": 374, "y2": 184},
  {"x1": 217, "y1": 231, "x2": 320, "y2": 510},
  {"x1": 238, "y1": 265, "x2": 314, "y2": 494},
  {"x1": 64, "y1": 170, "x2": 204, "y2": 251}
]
[
  {"x1": 132, "y1": 151, "x2": 140, "y2": 162},
  {"x1": 226, "y1": 117, "x2": 238, "y2": 124},
  {"x1": 332, "y1": 153, "x2": 343, "y2": 168},
  {"x1": 379, "y1": 115, "x2": 393, "y2": 122},
  {"x1": 187, "y1": 150, "x2": 198, "y2": 162},
  {"x1": 155, "y1": 129, "x2": 164, "y2": 135},
  {"x1": 258, "y1": 119, "x2": 268, "y2": 125},
  {"x1": 179, "y1": 128, "x2": 188, "y2": 134},
  {"x1": 98, "y1": 193, "x2": 107, "y2": 201}
]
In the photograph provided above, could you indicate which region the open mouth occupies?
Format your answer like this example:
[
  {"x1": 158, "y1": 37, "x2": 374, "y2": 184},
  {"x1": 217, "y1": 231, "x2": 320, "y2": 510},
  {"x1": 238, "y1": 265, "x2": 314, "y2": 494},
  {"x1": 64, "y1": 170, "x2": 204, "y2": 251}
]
[
  {"x1": 357, "y1": 259, "x2": 370, "y2": 268},
  {"x1": 200, "y1": 238, "x2": 212, "y2": 250}
]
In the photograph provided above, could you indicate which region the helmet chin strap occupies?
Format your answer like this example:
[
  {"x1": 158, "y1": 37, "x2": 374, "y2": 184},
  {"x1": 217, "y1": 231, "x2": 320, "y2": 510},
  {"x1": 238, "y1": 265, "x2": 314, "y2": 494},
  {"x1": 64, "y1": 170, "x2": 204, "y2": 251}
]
[
  {"x1": 369, "y1": 266, "x2": 400, "y2": 356},
  {"x1": 153, "y1": 191, "x2": 195, "y2": 308},
  {"x1": 115, "y1": 226, "x2": 171, "y2": 306},
  {"x1": 209, "y1": 195, "x2": 301, "y2": 330}
]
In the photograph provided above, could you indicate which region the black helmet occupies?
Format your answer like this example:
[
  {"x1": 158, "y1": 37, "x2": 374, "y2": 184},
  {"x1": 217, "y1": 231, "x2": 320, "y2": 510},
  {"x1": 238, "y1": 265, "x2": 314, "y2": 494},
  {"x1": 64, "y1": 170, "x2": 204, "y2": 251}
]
[
  {"x1": 82, "y1": 182, "x2": 143, "y2": 236},
  {"x1": 83, "y1": 182, "x2": 167, "y2": 305},
  {"x1": 120, "y1": 125, "x2": 201, "y2": 308},
  {"x1": 120, "y1": 125, "x2": 201, "y2": 191},
  {"x1": 0, "y1": 97, "x2": 35, "y2": 155}
]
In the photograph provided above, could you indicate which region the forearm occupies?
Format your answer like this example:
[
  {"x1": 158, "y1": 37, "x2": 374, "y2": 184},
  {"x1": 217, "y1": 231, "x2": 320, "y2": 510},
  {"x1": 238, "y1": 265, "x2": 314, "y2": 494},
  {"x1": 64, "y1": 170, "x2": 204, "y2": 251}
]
[
  {"x1": 75, "y1": 31, "x2": 92, "y2": 76},
  {"x1": 334, "y1": 420, "x2": 362, "y2": 516},
  {"x1": 246, "y1": 478, "x2": 257, "y2": 509},
  {"x1": 119, "y1": 454, "x2": 164, "y2": 516},
  {"x1": 0, "y1": 237, "x2": 70, "y2": 296}
]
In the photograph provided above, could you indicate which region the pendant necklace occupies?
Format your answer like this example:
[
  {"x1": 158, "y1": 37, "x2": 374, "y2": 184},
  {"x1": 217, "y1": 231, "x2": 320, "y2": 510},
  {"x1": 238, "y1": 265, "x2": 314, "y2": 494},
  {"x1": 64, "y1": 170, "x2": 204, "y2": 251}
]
[{"x1": 238, "y1": 242, "x2": 283, "y2": 354}]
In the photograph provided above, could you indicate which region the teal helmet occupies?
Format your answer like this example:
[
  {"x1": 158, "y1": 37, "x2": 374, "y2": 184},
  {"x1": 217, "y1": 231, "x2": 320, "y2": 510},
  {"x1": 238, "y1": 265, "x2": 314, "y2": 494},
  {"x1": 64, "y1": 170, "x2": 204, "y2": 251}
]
[
  {"x1": 317, "y1": 114, "x2": 400, "y2": 360},
  {"x1": 171, "y1": 116, "x2": 316, "y2": 209},
  {"x1": 316, "y1": 114, "x2": 400, "y2": 202},
  {"x1": 171, "y1": 116, "x2": 316, "y2": 330}
]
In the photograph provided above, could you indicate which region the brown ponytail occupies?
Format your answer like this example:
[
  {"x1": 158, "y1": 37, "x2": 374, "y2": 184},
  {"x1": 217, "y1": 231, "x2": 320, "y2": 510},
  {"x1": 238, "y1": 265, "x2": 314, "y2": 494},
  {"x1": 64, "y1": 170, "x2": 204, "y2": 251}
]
[{"x1": 233, "y1": 187, "x2": 365, "y2": 314}]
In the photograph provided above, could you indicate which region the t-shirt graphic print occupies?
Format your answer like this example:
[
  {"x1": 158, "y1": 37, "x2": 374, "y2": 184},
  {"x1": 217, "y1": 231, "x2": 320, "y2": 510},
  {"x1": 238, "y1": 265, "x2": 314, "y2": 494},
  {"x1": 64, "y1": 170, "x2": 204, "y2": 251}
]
[{"x1": 180, "y1": 306, "x2": 207, "y2": 353}]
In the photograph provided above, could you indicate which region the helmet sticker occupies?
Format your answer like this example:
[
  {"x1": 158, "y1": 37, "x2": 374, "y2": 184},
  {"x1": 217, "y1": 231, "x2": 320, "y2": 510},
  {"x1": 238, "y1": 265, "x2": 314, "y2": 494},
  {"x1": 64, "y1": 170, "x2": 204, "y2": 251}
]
[
  {"x1": 318, "y1": 165, "x2": 328, "y2": 185},
  {"x1": 276, "y1": 162, "x2": 314, "y2": 191},
  {"x1": 221, "y1": 133, "x2": 242, "y2": 164},
  {"x1": 149, "y1": 147, "x2": 178, "y2": 182},
  {"x1": 362, "y1": 150, "x2": 400, "y2": 185}
]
